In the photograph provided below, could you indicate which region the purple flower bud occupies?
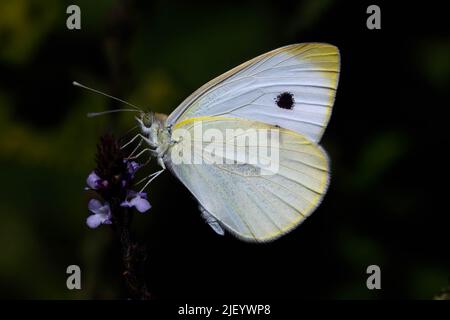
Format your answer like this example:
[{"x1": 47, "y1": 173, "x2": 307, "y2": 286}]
[
  {"x1": 86, "y1": 199, "x2": 112, "y2": 228},
  {"x1": 126, "y1": 161, "x2": 141, "y2": 178},
  {"x1": 86, "y1": 171, "x2": 102, "y2": 189},
  {"x1": 120, "y1": 191, "x2": 151, "y2": 213}
]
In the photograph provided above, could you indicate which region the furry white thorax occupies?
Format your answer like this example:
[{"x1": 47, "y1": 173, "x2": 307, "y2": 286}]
[{"x1": 136, "y1": 112, "x2": 171, "y2": 169}]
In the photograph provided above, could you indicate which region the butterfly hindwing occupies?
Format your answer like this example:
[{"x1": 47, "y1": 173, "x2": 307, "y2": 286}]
[{"x1": 165, "y1": 117, "x2": 330, "y2": 242}]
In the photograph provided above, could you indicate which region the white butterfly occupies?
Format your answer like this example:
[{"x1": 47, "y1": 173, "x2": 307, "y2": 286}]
[{"x1": 81, "y1": 43, "x2": 340, "y2": 242}]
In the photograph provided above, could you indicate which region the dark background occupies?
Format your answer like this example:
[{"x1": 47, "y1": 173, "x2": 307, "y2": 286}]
[{"x1": 0, "y1": 0, "x2": 448, "y2": 299}]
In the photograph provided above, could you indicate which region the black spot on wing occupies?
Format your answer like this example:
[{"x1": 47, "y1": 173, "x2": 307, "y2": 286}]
[{"x1": 275, "y1": 92, "x2": 295, "y2": 110}]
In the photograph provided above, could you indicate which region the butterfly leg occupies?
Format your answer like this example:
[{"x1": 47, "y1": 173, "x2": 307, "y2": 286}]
[
  {"x1": 121, "y1": 133, "x2": 155, "y2": 150},
  {"x1": 157, "y1": 157, "x2": 166, "y2": 170},
  {"x1": 134, "y1": 169, "x2": 163, "y2": 186},
  {"x1": 137, "y1": 169, "x2": 165, "y2": 193},
  {"x1": 199, "y1": 204, "x2": 225, "y2": 236},
  {"x1": 126, "y1": 139, "x2": 144, "y2": 158},
  {"x1": 125, "y1": 148, "x2": 155, "y2": 161}
]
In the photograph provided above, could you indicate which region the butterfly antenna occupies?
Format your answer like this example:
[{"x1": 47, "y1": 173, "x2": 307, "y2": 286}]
[
  {"x1": 73, "y1": 81, "x2": 143, "y2": 115},
  {"x1": 86, "y1": 109, "x2": 140, "y2": 118}
]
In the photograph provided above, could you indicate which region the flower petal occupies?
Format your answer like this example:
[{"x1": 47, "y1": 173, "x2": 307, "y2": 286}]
[
  {"x1": 88, "y1": 199, "x2": 103, "y2": 213},
  {"x1": 88, "y1": 199, "x2": 112, "y2": 220},
  {"x1": 130, "y1": 196, "x2": 151, "y2": 213},
  {"x1": 120, "y1": 193, "x2": 151, "y2": 213},
  {"x1": 86, "y1": 171, "x2": 101, "y2": 189},
  {"x1": 99, "y1": 203, "x2": 111, "y2": 216},
  {"x1": 86, "y1": 213, "x2": 110, "y2": 229},
  {"x1": 127, "y1": 161, "x2": 140, "y2": 175}
]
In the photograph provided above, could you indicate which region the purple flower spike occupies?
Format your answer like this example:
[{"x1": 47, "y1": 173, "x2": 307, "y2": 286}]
[
  {"x1": 121, "y1": 192, "x2": 151, "y2": 213},
  {"x1": 86, "y1": 199, "x2": 112, "y2": 228}
]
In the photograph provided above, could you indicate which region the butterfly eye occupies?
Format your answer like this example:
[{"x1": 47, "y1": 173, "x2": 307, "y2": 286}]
[
  {"x1": 275, "y1": 92, "x2": 295, "y2": 110},
  {"x1": 142, "y1": 112, "x2": 154, "y2": 128}
]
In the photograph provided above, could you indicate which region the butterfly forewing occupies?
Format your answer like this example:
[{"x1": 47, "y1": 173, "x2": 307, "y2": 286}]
[{"x1": 167, "y1": 43, "x2": 340, "y2": 143}]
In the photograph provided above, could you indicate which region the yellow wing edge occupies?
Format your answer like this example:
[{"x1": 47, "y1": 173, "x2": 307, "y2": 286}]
[
  {"x1": 284, "y1": 43, "x2": 340, "y2": 142},
  {"x1": 228, "y1": 137, "x2": 330, "y2": 243}
]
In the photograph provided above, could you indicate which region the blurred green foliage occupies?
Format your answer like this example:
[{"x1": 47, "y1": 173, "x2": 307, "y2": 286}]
[{"x1": 0, "y1": 0, "x2": 448, "y2": 299}]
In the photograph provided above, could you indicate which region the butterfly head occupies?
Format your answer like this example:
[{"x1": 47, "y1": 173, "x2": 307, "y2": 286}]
[{"x1": 136, "y1": 111, "x2": 170, "y2": 152}]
